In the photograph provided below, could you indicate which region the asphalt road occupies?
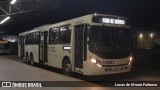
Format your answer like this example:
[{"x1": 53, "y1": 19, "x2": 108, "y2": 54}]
[{"x1": 1, "y1": 50, "x2": 160, "y2": 90}]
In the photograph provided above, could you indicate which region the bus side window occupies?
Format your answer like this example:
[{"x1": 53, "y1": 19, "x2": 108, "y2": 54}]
[
  {"x1": 59, "y1": 25, "x2": 71, "y2": 44},
  {"x1": 35, "y1": 32, "x2": 40, "y2": 45},
  {"x1": 25, "y1": 34, "x2": 29, "y2": 45},
  {"x1": 49, "y1": 27, "x2": 59, "y2": 44}
]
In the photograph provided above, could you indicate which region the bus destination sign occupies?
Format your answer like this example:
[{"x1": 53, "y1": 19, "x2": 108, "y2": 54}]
[
  {"x1": 102, "y1": 18, "x2": 125, "y2": 25},
  {"x1": 92, "y1": 15, "x2": 126, "y2": 25}
]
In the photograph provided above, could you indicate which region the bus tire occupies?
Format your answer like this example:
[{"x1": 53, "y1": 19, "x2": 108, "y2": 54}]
[
  {"x1": 30, "y1": 54, "x2": 34, "y2": 66},
  {"x1": 26, "y1": 53, "x2": 30, "y2": 65},
  {"x1": 63, "y1": 59, "x2": 72, "y2": 76}
]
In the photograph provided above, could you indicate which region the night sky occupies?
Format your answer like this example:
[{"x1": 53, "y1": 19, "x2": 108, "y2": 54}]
[{"x1": 2, "y1": 0, "x2": 160, "y2": 34}]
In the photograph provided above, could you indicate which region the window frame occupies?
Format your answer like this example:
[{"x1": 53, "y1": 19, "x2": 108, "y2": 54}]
[
  {"x1": 59, "y1": 24, "x2": 71, "y2": 44},
  {"x1": 49, "y1": 27, "x2": 59, "y2": 45}
]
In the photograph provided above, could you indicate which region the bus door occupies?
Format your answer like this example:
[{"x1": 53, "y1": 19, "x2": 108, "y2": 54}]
[
  {"x1": 74, "y1": 24, "x2": 87, "y2": 70},
  {"x1": 39, "y1": 31, "x2": 48, "y2": 64}
]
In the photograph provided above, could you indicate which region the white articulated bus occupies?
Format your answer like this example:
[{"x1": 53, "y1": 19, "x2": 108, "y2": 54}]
[{"x1": 18, "y1": 14, "x2": 133, "y2": 75}]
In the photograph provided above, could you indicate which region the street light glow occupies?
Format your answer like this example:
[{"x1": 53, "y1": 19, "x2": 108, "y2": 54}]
[
  {"x1": 11, "y1": 0, "x2": 17, "y2": 5},
  {"x1": 0, "y1": 16, "x2": 10, "y2": 24},
  {"x1": 139, "y1": 33, "x2": 143, "y2": 38},
  {"x1": 150, "y1": 33, "x2": 153, "y2": 38}
]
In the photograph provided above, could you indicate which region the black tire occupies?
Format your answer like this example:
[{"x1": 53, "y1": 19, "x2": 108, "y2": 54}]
[
  {"x1": 62, "y1": 60, "x2": 72, "y2": 76},
  {"x1": 30, "y1": 54, "x2": 34, "y2": 66},
  {"x1": 26, "y1": 54, "x2": 30, "y2": 65}
]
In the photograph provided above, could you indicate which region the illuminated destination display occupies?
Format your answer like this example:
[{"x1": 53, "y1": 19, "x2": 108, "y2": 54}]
[
  {"x1": 102, "y1": 18, "x2": 125, "y2": 24},
  {"x1": 92, "y1": 15, "x2": 128, "y2": 25}
]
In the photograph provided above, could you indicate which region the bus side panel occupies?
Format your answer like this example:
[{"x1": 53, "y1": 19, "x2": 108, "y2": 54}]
[
  {"x1": 48, "y1": 45, "x2": 71, "y2": 69},
  {"x1": 33, "y1": 45, "x2": 39, "y2": 63},
  {"x1": 24, "y1": 45, "x2": 39, "y2": 63}
]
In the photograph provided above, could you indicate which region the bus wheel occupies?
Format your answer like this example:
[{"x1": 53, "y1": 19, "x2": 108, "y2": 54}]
[
  {"x1": 26, "y1": 54, "x2": 30, "y2": 65},
  {"x1": 30, "y1": 54, "x2": 34, "y2": 66},
  {"x1": 63, "y1": 60, "x2": 72, "y2": 75}
]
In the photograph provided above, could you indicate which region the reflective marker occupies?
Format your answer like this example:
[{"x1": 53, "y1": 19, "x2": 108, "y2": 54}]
[{"x1": 63, "y1": 46, "x2": 71, "y2": 50}]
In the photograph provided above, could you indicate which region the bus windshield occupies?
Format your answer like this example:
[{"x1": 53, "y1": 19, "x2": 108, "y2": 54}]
[{"x1": 89, "y1": 26, "x2": 131, "y2": 59}]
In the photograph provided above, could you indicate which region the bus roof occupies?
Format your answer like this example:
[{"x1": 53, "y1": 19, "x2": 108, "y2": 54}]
[
  {"x1": 49, "y1": 14, "x2": 126, "y2": 27},
  {"x1": 19, "y1": 14, "x2": 127, "y2": 35},
  {"x1": 19, "y1": 24, "x2": 50, "y2": 35}
]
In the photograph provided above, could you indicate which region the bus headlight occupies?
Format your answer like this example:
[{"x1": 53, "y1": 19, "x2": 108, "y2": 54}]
[
  {"x1": 128, "y1": 56, "x2": 133, "y2": 65},
  {"x1": 97, "y1": 63, "x2": 102, "y2": 68},
  {"x1": 91, "y1": 58, "x2": 97, "y2": 64},
  {"x1": 90, "y1": 58, "x2": 102, "y2": 68},
  {"x1": 129, "y1": 56, "x2": 133, "y2": 62}
]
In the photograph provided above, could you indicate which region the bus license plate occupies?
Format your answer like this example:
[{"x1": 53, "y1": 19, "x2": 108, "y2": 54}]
[{"x1": 107, "y1": 66, "x2": 122, "y2": 71}]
